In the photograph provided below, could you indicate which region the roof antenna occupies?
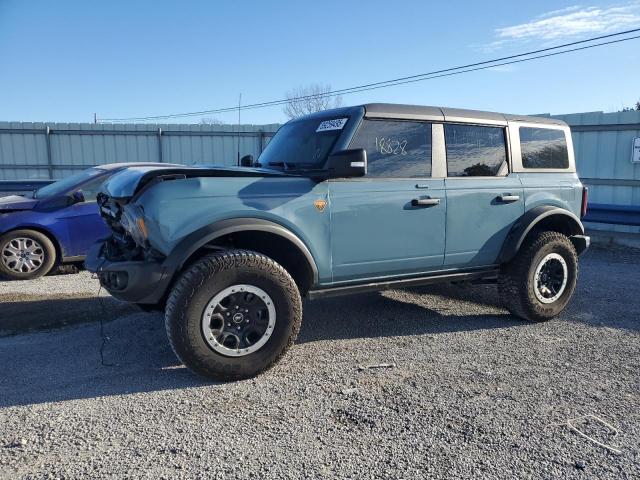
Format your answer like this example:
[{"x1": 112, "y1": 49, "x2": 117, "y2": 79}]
[{"x1": 237, "y1": 93, "x2": 242, "y2": 166}]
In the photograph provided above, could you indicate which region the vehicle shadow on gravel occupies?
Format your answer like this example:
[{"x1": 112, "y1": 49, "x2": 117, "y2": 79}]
[
  {"x1": 0, "y1": 295, "x2": 136, "y2": 336},
  {"x1": 298, "y1": 284, "x2": 523, "y2": 344},
  {"x1": 0, "y1": 285, "x2": 520, "y2": 408},
  {"x1": 2, "y1": 248, "x2": 636, "y2": 408},
  {"x1": 0, "y1": 303, "x2": 201, "y2": 408}
]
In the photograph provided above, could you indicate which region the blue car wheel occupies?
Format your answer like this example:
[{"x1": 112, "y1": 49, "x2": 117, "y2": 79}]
[{"x1": 0, "y1": 229, "x2": 57, "y2": 280}]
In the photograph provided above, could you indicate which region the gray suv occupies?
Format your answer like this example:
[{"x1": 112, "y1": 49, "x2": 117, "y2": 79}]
[{"x1": 87, "y1": 103, "x2": 590, "y2": 380}]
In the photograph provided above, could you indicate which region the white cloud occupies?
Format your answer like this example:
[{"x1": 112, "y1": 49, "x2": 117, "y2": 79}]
[
  {"x1": 535, "y1": 5, "x2": 584, "y2": 20},
  {"x1": 494, "y1": 2, "x2": 640, "y2": 43}
]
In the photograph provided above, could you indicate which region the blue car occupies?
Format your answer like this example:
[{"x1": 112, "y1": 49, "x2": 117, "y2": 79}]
[{"x1": 0, "y1": 163, "x2": 178, "y2": 280}]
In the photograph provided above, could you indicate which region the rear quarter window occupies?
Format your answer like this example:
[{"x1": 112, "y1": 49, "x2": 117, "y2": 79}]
[{"x1": 520, "y1": 127, "x2": 569, "y2": 169}]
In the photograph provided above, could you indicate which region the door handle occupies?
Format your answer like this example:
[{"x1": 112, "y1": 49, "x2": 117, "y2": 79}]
[
  {"x1": 411, "y1": 197, "x2": 440, "y2": 207},
  {"x1": 497, "y1": 195, "x2": 520, "y2": 203}
]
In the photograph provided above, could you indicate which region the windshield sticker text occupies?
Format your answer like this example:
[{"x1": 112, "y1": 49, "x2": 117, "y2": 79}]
[{"x1": 316, "y1": 118, "x2": 348, "y2": 132}]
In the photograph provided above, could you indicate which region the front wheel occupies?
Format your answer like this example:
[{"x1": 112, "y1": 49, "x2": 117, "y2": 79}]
[
  {"x1": 499, "y1": 231, "x2": 578, "y2": 322},
  {"x1": 0, "y1": 229, "x2": 57, "y2": 280},
  {"x1": 165, "y1": 250, "x2": 302, "y2": 381}
]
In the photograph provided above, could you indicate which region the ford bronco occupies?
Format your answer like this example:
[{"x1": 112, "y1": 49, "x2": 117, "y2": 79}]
[{"x1": 86, "y1": 104, "x2": 590, "y2": 380}]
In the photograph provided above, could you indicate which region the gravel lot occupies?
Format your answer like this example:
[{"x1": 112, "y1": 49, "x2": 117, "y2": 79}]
[{"x1": 0, "y1": 246, "x2": 639, "y2": 479}]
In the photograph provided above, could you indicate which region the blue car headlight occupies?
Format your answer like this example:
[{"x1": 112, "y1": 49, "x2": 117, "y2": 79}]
[{"x1": 120, "y1": 204, "x2": 148, "y2": 247}]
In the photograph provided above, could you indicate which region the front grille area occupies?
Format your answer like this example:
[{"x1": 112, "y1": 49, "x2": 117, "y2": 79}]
[{"x1": 99, "y1": 271, "x2": 129, "y2": 291}]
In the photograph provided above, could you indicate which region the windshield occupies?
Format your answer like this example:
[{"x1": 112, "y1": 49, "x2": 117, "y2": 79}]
[
  {"x1": 34, "y1": 168, "x2": 108, "y2": 199},
  {"x1": 258, "y1": 117, "x2": 348, "y2": 170}
]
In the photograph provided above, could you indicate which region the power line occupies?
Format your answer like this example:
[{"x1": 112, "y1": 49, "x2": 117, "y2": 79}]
[{"x1": 101, "y1": 28, "x2": 640, "y2": 122}]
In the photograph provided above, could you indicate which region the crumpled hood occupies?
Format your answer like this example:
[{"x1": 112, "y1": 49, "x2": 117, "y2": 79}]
[
  {"x1": 0, "y1": 195, "x2": 38, "y2": 212},
  {"x1": 102, "y1": 165, "x2": 288, "y2": 199}
]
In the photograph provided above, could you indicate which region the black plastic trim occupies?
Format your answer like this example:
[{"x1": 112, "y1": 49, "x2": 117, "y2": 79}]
[
  {"x1": 85, "y1": 242, "x2": 169, "y2": 304},
  {"x1": 164, "y1": 218, "x2": 319, "y2": 284},
  {"x1": 498, "y1": 206, "x2": 585, "y2": 263},
  {"x1": 307, "y1": 266, "x2": 499, "y2": 300}
]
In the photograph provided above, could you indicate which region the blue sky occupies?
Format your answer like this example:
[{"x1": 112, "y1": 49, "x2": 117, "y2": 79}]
[{"x1": 1, "y1": 0, "x2": 639, "y2": 124}]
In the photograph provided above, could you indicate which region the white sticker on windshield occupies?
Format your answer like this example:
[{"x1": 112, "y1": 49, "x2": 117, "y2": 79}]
[{"x1": 316, "y1": 118, "x2": 348, "y2": 132}]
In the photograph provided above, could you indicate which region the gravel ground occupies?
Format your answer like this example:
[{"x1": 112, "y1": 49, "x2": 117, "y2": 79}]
[{"x1": 0, "y1": 246, "x2": 639, "y2": 479}]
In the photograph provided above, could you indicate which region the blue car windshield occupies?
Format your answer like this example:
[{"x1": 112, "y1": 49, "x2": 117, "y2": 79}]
[
  {"x1": 258, "y1": 117, "x2": 348, "y2": 170},
  {"x1": 34, "y1": 168, "x2": 107, "y2": 199}
]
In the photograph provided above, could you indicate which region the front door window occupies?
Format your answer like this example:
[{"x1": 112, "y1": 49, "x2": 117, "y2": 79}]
[{"x1": 350, "y1": 119, "x2": 432, "y2": 177}]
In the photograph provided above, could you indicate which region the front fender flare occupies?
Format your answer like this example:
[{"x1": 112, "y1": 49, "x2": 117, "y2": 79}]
[
  {"x1": 498, "y1": 206, "x2": 585, "y2": 264},
  {"x1": 162, "y1": 218, "x2": 319, "y2": 284}
]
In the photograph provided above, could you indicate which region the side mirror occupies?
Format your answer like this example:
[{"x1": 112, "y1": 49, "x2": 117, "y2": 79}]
[
  {"x1": 325, "y1": 149, "x2": 367, "y2": 179},
  {"x1": 71, "y1": 190, "x2": 85, "y2": 204},
  {"x1": 240, "y1": 154, "x2": 254, "y2": 167}
]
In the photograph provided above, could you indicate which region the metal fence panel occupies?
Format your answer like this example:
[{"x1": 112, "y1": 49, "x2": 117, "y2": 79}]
[
  {"x1": 0, "y1": 121, "x2": 279, "y2": 180},
  {"x1": 552, "y1": 110, "x2": 640, "y2": 232}
]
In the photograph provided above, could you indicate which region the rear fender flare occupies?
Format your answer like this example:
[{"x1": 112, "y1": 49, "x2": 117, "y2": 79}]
[{"x1": 498, "y1": 206, "x2": 585, "y2": 264}]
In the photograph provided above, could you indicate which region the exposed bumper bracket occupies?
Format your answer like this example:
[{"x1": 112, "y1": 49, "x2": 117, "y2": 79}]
[{"x1": 570, "y1": 235, "x2": 590, "y2": 255}]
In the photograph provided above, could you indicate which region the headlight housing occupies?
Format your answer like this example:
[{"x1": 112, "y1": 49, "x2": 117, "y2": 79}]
[{"x1": 120, "y1": 204, "x2": 148, "y2": 247}]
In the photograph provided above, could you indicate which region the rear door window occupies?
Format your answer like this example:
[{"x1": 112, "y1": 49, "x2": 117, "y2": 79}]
[
  {"x1": 520, "y1": 127, "x2": 569, "y2": 169},
  {"x1": 349, "y1": 119, "x2": 431, "y2": 177},
  {"x1": 444, "y1": 124, "x2": 507, "y2": 177}
]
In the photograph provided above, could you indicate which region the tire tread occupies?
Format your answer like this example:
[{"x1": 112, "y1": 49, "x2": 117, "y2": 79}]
[{"x1": 499, "y1": 231, "x2": 578, "y2": 322}]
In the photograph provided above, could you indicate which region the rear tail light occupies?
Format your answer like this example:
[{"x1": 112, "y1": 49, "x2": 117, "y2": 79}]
[{"x1": 581, "y1": 186, "x2": 588, "y2": 218}]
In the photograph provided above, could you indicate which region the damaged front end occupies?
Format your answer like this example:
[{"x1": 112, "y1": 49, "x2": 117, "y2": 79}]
[
  {"x1": 86, "y1": 193, "x2": 170, "y2": 303},
  {"x1": 97, "y1": 193, "x2": 160, "y2": 263}
]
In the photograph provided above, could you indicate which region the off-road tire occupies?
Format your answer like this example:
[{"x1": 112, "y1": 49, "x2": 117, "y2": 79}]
[
  {"x1": 499, "y1": 231, "x2": 578, "y2": 322},
  {"x1": 165, "y1": 249, "x2": 302, "y2": 381},
  {"x1": 0, "y1": 229, "x2": 57, "y2": 280}
]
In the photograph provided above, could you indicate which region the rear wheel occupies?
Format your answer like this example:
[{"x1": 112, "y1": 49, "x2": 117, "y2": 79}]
[
  {"x1": 165, "y1": 249, "x2": 302, "y2": 380},
  {"x1": 0, "y1": 229, "x2": 57, "y2": 280},
  {"x1": 499, "y1": 231, "x2": 578, "y2": 322}
]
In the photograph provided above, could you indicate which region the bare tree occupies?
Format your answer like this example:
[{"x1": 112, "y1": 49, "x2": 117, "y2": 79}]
[{"x1": 283, "y1": 84, "x2": 343, "y2": 119}]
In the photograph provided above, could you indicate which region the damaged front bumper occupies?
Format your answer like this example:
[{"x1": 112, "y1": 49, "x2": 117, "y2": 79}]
[{"x1": 85, "y1": 241, "x2": 173, "y2": 304}]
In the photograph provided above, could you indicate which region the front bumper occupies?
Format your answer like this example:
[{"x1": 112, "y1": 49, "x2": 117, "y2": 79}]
[{"x1": 85, "y1": 241, "x2": 172, "y2": 304}]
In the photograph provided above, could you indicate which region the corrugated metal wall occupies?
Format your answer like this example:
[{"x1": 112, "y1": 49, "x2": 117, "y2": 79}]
[
  {"x1": 551, "y1": 110, "x2": 640, "y2": 232},
  {"x1": 0, "y1": 122, "x2": 280, "y2": 180}
]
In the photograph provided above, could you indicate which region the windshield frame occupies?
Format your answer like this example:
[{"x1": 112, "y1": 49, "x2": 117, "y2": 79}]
[{"x1": 34, "y1": 167, "x2": 110, "y2": 200}]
